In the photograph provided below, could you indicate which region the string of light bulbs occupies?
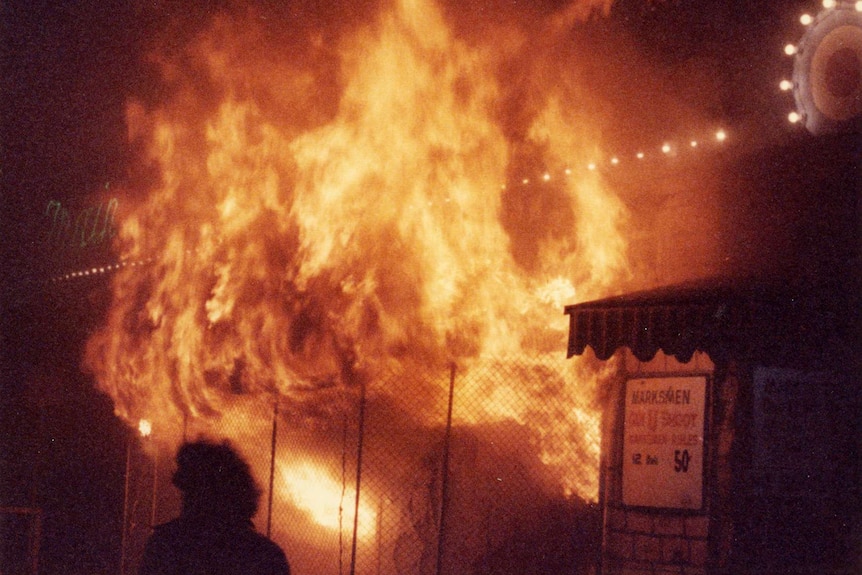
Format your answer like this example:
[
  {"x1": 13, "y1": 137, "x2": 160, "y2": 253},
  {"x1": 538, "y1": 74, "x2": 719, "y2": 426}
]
[
  {"x1": 504, "y1": 128, "x2": 729, "y2": 189},
  {"x1": 49, "y1": 257, "x2": 156, "y2": 283},
  {"x1": 48, "y1": 127, "x2": 732, "y2": 284}
]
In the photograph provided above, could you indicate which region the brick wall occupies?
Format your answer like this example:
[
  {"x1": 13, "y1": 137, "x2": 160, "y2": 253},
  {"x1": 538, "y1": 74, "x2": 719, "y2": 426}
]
[{"x1": 603, "y1": 506, "x2": 709, "y2": 575}]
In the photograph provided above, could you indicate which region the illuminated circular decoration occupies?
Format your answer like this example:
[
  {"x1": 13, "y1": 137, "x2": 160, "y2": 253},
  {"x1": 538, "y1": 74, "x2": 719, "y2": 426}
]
[{"x1": 792, "y1": 3, "x2": 862, "y2": 134}]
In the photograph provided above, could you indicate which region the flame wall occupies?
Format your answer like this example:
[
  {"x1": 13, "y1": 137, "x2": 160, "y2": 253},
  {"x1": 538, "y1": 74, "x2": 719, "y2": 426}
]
[
  {"x1": 85, "y1": 0, "x2": 637, "y2": 443},
  {"x1": 83, "y1": 4, "x2": 729, "y2": 568}
]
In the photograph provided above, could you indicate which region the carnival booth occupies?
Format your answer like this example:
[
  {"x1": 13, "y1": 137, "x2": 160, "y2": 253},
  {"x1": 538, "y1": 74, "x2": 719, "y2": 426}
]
[
  {"x1": 565, "y1": 275, "x2": 858, "y2": 574},
  {"x1": 566, "y1": 6, "x2": 862, "y2": 565}
]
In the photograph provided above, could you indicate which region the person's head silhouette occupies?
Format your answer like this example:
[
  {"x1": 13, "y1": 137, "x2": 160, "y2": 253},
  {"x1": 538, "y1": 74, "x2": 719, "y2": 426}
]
[
  {"x1": 172, "y1": 439, "x2": 261, "y2": 524},
  {"x1": 140, "y1": 439, "x2": 290, "y2": 575}
]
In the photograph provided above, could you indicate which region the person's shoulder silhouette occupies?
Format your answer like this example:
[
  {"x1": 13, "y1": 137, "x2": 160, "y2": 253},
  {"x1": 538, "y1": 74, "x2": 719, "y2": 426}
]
[{"x1": 139, "y1": 439, "x2": 290, "y2": 575}]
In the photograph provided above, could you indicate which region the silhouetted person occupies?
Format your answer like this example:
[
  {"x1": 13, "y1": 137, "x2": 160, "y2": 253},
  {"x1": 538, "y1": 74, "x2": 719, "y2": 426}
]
[{"x1": 139, "y1": 439, "x2": 290, "y2": 575}]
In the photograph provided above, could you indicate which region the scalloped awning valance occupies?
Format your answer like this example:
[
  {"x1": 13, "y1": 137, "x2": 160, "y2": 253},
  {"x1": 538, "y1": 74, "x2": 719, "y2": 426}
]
[{"x1": 564, "y1": 278, "x2": 849, "y2": 367}]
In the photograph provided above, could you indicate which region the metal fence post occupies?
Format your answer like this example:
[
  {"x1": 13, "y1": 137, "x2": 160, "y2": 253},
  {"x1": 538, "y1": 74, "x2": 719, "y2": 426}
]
[
  {"x1": 340, "y1": 407, "x2": 348, "y2": 575},
  {"x1": 349, "y1": 378, "x2": 368, "y2": 575},
  {"x1": 120, "y1": 435, "x2": 131, "y2": 575},
  {"x1": 266, "y1": 399, "x2": 278, "y2": 538},
  {"x1": 435, "y1": 362, "x2": 457, "y2": 575}
]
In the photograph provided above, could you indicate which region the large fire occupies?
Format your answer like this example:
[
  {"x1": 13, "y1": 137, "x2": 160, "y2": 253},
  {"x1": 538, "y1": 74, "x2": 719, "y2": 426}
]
[{"x1": 85, "y1": 0, "x2": 634, "y2": 563}]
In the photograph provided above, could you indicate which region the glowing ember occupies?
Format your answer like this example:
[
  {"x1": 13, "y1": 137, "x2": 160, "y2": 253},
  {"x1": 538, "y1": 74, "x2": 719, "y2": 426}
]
[
  {"x1": 85, "y1": 0, "x2": 632, "y2": 508},
  {"x1": 138, "y1": 418, "x2": 152, "y2": 437}
]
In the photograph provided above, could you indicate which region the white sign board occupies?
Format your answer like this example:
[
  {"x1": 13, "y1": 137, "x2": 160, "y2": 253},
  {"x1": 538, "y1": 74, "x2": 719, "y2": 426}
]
[{"x1": 622, "y1": 376, "x2": 707, "y2": 510}]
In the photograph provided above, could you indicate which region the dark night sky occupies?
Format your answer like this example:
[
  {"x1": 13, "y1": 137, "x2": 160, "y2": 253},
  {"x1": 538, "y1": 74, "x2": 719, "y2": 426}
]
[
  {"x1": 1, "y1": 1, "x2": 858, "y2": 573},
  {"x1": 5, "y1": 5, "x2": 166, "y2": 572}
]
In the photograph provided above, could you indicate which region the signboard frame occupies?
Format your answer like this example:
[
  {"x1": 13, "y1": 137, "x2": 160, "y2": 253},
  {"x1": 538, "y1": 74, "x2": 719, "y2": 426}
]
[{"x1": 621, "y1": 374, "x2": 709, "y2": 512}]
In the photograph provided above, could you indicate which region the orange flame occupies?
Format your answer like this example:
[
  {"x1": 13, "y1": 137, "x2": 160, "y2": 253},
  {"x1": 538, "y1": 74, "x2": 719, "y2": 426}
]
[
  {"x1": 85, "y1": 0, "x2": 630, "y2": 502},
  {"x1": 277, "y1": 460, "x2": 377, "y2": 541}
]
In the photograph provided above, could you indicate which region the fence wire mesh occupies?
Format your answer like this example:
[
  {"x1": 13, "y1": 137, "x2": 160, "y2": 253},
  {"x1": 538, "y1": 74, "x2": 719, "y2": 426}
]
[{"x1": 122, "y1": 354, "x2": 603, "y2": 575}]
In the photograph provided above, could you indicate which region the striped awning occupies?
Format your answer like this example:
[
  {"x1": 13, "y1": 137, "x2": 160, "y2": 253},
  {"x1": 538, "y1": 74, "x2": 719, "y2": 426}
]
[{"x1": 564, "y1": 278, "x2": 848, "y2": 366}]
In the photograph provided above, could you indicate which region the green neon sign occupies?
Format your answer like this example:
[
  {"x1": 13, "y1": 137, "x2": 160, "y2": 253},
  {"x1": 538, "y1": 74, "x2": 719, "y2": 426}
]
[{"x1": 44, "y1": 198, "x2": 118, "y2": 250}]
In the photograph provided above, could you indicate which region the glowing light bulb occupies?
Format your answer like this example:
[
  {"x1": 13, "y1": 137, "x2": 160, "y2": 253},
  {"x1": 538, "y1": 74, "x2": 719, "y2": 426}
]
[
  {"x1": 780, "y1": 79, "x2": 793, "y2": 91},
  {"x1": 564, "y1": 168, "x2": 572, "y2": 175},
  {"x1": 715, "y1": 129, "x2": 727, "y2": 142},
  {"x1": 800, "y1": 13, "x2": 813, "y2": 25},
  {"x1": 587, "y1": 163, "x2": 596, "y2": 171},
  {"x1": 788, "y1": 111, "x2": 801, "y2": 123},
  {"x1": 522, "y1": 178, "x2": 529, "y2": 184},
  {"x1": 690, "y1": 140, "x2": 698, "y2": 148},
  {"x1": 856, "y1": 0, "x2": 862, "y2": 11},
  {"x1": 636, "y1": 152, "x2": 645, "y2": 159},
  {"x1": 542, "y1": 173, "x2": 551, "y2": 181},
  {"x1": 784, "y1": 44, "x2": 797, "y2": 56},
  {"x1": 661, "y1": 143, "x2": 671, "y2": 154},
  {"x1": 611, "y1": 157, "x2": 619, "y2": 165},
  {"x1": 823, "y1": 0, "x2": 836, "y2": 8}
]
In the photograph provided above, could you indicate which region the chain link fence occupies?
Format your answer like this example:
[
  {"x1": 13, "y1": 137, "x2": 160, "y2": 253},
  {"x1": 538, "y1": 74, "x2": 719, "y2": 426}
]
[{"x1": 122, "y1": 355, "x2": 603, "y2": 575}]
